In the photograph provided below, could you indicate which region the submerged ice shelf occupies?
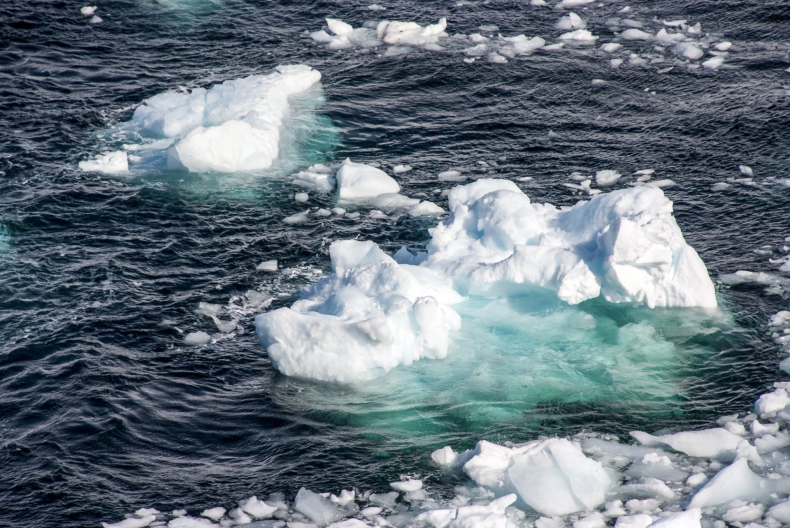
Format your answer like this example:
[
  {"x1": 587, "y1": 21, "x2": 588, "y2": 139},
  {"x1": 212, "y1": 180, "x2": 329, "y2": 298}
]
[
  {"x1": 79, "y1": 65, "x2": 323, "y2": 175},
  {"x1": 256, "y1": 179, "x2": 717, "y2": 383}
]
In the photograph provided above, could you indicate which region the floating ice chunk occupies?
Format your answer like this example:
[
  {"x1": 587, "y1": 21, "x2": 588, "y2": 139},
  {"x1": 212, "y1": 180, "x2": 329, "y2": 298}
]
[
  {"x1": 432, "y1": 446, "x2": 468, "y2": 467},
  {"x1": 369, "y1": 491, "x2": 399, "y2": 508},
  {"x1": 615, "y1": 514, "x2": 654, "y2": 528},
  {"x1": 625, "y1": 453, "x2": 688, "y2": 482},
  {"x1": 257, "y1": 260, "x2": 278, "y2": 271},
  {"x1": 689, "y1": 458, "x2": 790, "y2": 508},
  {"x1": 135, "y1": 509, "x2": 159, "y2": 517},
  {"x1": 487, "y1": 52, "x2": 508, "y2": 64},
  {"x1": 686, "y1": 473, "x2": 708, "y2": 487},
  {"x1": 283, "y1": 212, "x2": 309, "y2": 225},
  {"x1": 201, "y1": 508, "x2": 225, "y2": 521},
  {"x1": 557, "y1": 13, "x2": 586, "y2": 31},
  {"x1": 337, "y1": 158, "x2": 401, "y2": 200},
  {"x1": 360, "y1": 507, "x2": 382, "y2": 518},
  {"x1": 755, "y1": 388, "x2": 790, "y2": 415},
  {"x1": 621, "y1": 29, "x2": 653, "y2": 40},
  {"x1": 370, "y1": 193, "x2": 420, "y2": 209},
  {"x1": 124, "y1": 65, "x2": 321, "y2": 174},
  {"x1": 294, "y1": 488, "x2": 345, "y2": 525},
  {"x1": 740, "y1": 165, "x2": 754, "y2": 177},
  {"x1": 601, "y1": 43, "x2": 622, "y2": 53},
  {"x1": 621, "y1": 19, "x2": 644, "y2": 28},
  {"x1": 393, "y1": 164, "x2": 412, "y2": 173},
  {"x1": 531, "y1": 0, "x2": 548, "y2": 5},
  {"x1": 596, "y1": 170, "x2": 622, "y2": 186},
  {"x1": 663, "y1": 20, "x2": 687, "y2": 27},
  {"x1": 168, "y1": 518, "x2": 217, "y2": 528},
  {"x1": 102, "y1": 516, "x2": 157, "y2": 528},
  {"x1": 79, "y1": 151, "x2": 129, "y2": 175},
  {"x1": 611, "y1": 58, "x2": 624, "y2": 68},
  {"x1": 415, "y1": 508, "x2": 456, "y2": 527},
  {"x1": 575, "y1": 512, "x2": 608, "y2": 528},
  {"x1": 390, "y1": 480, "x2": 422, "y2": 492},
  {"x1": 755, "y1": 431, "x2": 790, "y2": 454},
  {"x1": 409, "y1": 201, "x2": 444, "y2": 216},
  {"x1": 559, "y1": 0, "x2": 595, "y2": 6},
  {"x1": 630, "y1": 428, "x2": 746, "y2": 459},
  {"x1": 767, "y1": 499, "x2": 790, "y2": 524},
  {"x1": 184, "y1": 332, "x2": 211, "y2": 345},
  {"x1": 724, "y1": 421, "x2": 747, "y2": 435},
  {"x1": 327, "y1": 520, "x2": 368, "y2": 528},
  {"x1": 502, "y1": 35, "x2": 546, "y2": 54},
  {"x1": 326, "y1": 18, "x2": 354, "y2": 36},
  {"x1": 711, "y1": 182, "x2": 731, "y2": 191},
  {"x1": 368, "y1": 4, "x2": 386, "y2": 11},
  {"x1": 702, "y1": 56, "x2": 725, "y2": 69},
  {"x1": 674, "y1": 43, "x2": 703, "y2": 60},
  {"x1": 377, "y1": 18, "x2": 448, "y2": 46},
  {"x1": 210, "y1": 315, "x2": 236, "y2": 333},
  {"x1": 617, "y1": 478, "x2": 675, "y2": 500},
  {"x1": 330, "y1": 490, "x2": 355, "y2": 506},
  {"x1": 647, "y1": 509, "x2": 701, "y2": 528},
  {"x1": 294, "y1": 169, "x2": 335, "y2": 193},
  {"x1": 715, "y1": 41, "x2": 732, "y2": 51},
  {"x1": 560, "y1": 29, "x2": 598, "y2": 42},
  {"x1": 89, "y1": 15, "x2": 103, "y2": 24},
  {"x1": 645, "y1": 179, "x2": 675, "y2": 189},
  {"x1": 81, "y1": 5, "x2": 97, "y2": 15},
  {"x1": 751, "y1": 420, "x2": 779, "y2": 436},
  {"x1": 239, "y1": 495, "x2": 277, "y2": 518},
  {"x1": 228, "y1": 509, "x2": 251, "y2": 525},
  {"x1": 723, "y1": 503, "x2": 765, "y2": 523},
  {"x1": 460, "y1": 438, "x2": 612, "y2": 516},
  {"x1": 438, "y1": 170, "x2": 466, "y2": 182}
]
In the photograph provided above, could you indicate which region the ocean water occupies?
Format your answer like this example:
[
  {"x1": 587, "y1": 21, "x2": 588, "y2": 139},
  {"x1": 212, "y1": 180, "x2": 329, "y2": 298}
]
[{"x1": 1, "y1": 0, "x2": 790, "y2": 526}]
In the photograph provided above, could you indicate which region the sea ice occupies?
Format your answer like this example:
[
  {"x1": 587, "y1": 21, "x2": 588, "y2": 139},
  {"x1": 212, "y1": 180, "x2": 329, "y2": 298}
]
[
  {"x1": 621, "y1": 29, "x2": 653, "y2": 40},
  {"x1": 557, "y1": 13, "x2": 586, "y2": 31},
  {"x1": 184, "y1": 331, "x2": 211, "y2": 345},
  {"x1": 702, "y1": 56, "x2": 725, "y2": 69},
  {"x1": 560, "y1": 30, "x2": 598, "y2": 42},
  {"x1": 336, "y1": 158, "x2": 401, "y2": 200},
  {"x1": 200, "y1": 508, "x2": 225, "y2": 521},
  {"x1": 256, "y1": 179, "x2": 718, "y2": 382},
  {"x1": 79, "y1": 151, "x2": 129, "y2": 175},
  {"x1": 630, "y1": 428, "x2": 751, "y2": 459},
  {"x1": 89, "y1": 15, "x2": 102, "y2": 24},
  {"x1": 257, "y1": 260, "x2": 278, "y2": 271},
  {"x1": 80, "y1": 5, "x2": 97, "y2": 15},
  {"x1": 294, "y1": 488, "x2": 345, "y2": 525},
  {"x1": 113, "y1": 65, "x2": 321, "y2": 174},
  {"x1": 102, "y1": 515, "x2": 157, "y2": 528},
  {"x1": 596, "y1": 170, "x2": 622, "y2": 186},
  {"x1": 240, "y1": 496, "x2": 277, "y2": 518}
]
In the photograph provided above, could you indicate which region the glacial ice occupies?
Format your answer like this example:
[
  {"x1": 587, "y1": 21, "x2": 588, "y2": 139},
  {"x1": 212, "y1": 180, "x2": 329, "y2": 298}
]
[
  {"x1": 92, "y1": 65, "x2": 322, "y2": 175},
  {"x1": 336, "y1": 158, "x2": 401, "y2": 200},
  {"x1": 312, "y1": 17, "x2": 449, "y2": 51},
  {"x1": 256, "y1": 179, "x2": 718, "y2": 382}
]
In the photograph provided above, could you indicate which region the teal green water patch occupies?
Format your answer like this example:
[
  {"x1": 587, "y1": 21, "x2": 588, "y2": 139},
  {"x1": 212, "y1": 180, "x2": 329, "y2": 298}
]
[{"x1": 269, "y1": 291, "x2": 738, "y2": 450}]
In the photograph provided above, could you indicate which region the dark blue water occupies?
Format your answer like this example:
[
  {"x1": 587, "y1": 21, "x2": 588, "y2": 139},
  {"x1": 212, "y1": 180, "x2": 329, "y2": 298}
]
[{"x1": 2, "y1": 0, "x2": 790, "y2": 526}]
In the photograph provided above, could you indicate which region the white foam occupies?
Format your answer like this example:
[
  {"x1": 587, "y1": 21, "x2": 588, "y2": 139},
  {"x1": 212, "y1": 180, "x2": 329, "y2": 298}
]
[{"x1": 79, "y1": 151, "x2": 129, "y2": 175}]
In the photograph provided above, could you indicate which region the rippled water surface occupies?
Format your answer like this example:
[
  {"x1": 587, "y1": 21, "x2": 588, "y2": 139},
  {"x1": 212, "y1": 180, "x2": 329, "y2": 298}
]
[{"x1": 2, "y1": 0, "x2": 790, "y2": 526}]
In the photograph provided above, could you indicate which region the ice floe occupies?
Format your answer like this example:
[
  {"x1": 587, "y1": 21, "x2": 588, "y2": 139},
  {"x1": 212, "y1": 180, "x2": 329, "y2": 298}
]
[
  {"x1": 256, "y1": 178, "x2": 717, "y2": 383},
  {"x1": 79, "y1": 151, "x2": 129, "y2": 175}
]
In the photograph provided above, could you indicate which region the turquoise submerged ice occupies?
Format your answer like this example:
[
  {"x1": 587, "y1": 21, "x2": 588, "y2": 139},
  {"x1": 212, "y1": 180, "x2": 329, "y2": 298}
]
[{"x1": 255, "y1": 179, "x2": 718, "y2": 383}]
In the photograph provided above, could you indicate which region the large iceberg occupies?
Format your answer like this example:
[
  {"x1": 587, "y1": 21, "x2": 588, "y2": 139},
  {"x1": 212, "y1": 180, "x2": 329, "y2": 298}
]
[
  {"x1": 256, "y1": 179, "x2": 717, "y2": 382},
  {"x1": 87, "y1": 65, "x2": 322, "y2": 174}
]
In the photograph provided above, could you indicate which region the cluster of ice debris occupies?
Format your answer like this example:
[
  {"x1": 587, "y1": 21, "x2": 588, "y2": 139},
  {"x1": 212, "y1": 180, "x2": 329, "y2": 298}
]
[
  {"x1": 79, "y1": 65, "x2": 322, "y2": 175},
  {"x1": 99, "y1": 397, "x2": 790, "y2": 528},
  {"x1": 255, "y1": 178, "x2": 717, "y2": 383},
  {"x1": 307, "y1": 9, "x2": 734, "y2": 72}
]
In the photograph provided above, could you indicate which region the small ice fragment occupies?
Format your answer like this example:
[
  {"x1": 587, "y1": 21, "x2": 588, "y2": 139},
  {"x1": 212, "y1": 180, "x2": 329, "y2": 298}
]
[
  {"x1": 257, "y1": 260, "x2": 278, "y2": 272},
  {"x1": 531, "y1": 0, "x2": 548, "y2": 5},
  {"x1": 619, "y1": 6, "x2": 631, "y2": 13},
  {"x1": 135, "y1": 509, "x2": 159, "y2": 517},
  {"x1": 575, "y1": 512, "x2": 608, "y2": 528},
  {"x1": 630, "y1": 428, "x2": 745, "y2": 458},
  {"x1": 184, "y1": 332, "x2": 211, "y2": 345},
  {"x1": 648, "y1": 509, "x2": 701, "y2": 528},
  {"x1": 592, "y1": 79, "x2": 606, "y2": 86},
  {"x1": 686, "y1": 473, "x2": 708, "y2": 487},
  {"x1": 326, "y1": 18, "x2": 354, "y2": 36},
  {"x1": 544, "y1": 43, "x2": 565, "y2": 51},
  {"x1": 210, "y1": 315, "x2": 236, "y2": 333},
  {"x1": 172, "y1": 510, "x2": 187, "y2": 517},
  {"x1": 89, "y1": 15, "x2": 103, "y2": 24},
  {"x1": 408, "y1": 201, "x2": 444, "y2": 216},
  {"x1": 711, "y1": 182, "x2": 730, "y2": 191},
  {"x1": 740, "y1": 165, "x2": 754, "y2": 176},
  {"x1": 337, "y1": 158, "x2": 400, "y2": 200},
  {"x1": 675, "y1": 42, "x2": 703, "y2": 60},
  {"x1": 80, "y1": 5, "x2": 97, "y2": 15},
  {"x1": 557, "y1": 12, "x2": 586, "y2": 31},
  {"x1": 240, "y1": 496, "x2": 277, "y2": 519},
  {"x1": 634, "y1": 169, "x2": 654, "y2": 175},
  {"x1": 663, "y1": 20, "x2": 687, "y2": 27},
  {"x1": 393, "y1": 164, "x2": 412, "y2": 173},
  {"x1": 294, "y1": 488, "x2": 344, "y2": 524},
  {"x1": 295, "y1": 192, "x2": 309, "y2": 203},
  {"x1": 559, "y1": 0, "x2": 595, "y2": 7},
  {"x1": 330, "y1": 489, "x2": 355, "y2": 506},
  {"x1": 101, "y1": 516, "x2": 156, "y2": 528},
  {"x1": 702, "y1": 56, "x2": 725, "y2": 69},
  {"x1": 480, "y1": 25, "x2": 499, "y2": 32},
  {"x1": 560, "y1": 29, "x2": 598, "y2": 42},
  {"x1": 715, "y1": 41, "x2": 732, "y2": 51},
  {"x1": 723, "y1": 503, "x2": 765, "y2": 523},
  {"x1": 201, "y1": 507, "x2": 226, "y2": 521},
  {"x1": 516, "y1": 176, "x2": 533, "y2": 182},
  {"x1": 331, "y1": 207, "x2": 346, "y2": 215},
  {"x1": 645, "y1": 179, "x2": 675, "y2": 188},
  {"x1": 245, "y1": 290, "x2": 272, "y2": 309},
  {"x1": 194, "y1": 300, "x2": 221, "y2": 316},
  {"x1": 768, "y1": 500, "x2": 790, "y2": 524},
  {"x1": 369, "y1": 210, "x2": 387, "y2": 219},
  {"x1": 390, "y1": 479, "x2": 422, "y2": 492},
  {"x1": 621, "y1": 29, "x2": 653, "y2": 40},
  {"x1": 488, "y1": 52, "x2": 508, "y2": 64},
  {"x1": 596, "y1": 170, "x2": 622, "y2": 186},
  {"x1": 283, "y1": 212, "x2": 309, "y2": 225},
  {"x1": 360, "y1": 507, "x2": 382, "y2": 518},
  {"x1": 723, "y1": 421, "x2": 747, "y2": 435},
  {"x1": 345, "y1": 212, "x2": 360, "y2": 219},
  {"x1": 611, "y1": 58, "x2": 624, "y2": 68},
  {"x1": 315, "y1": 208, "x2": 332, "y2": 217},
  {"x1": 368, "y1": 4, "x2": 386, "y2": 10},
  {"x1": 601, "y1": 43, "x2": 622, "y2": 53},
  {"x1": 438, "y1": 170, "x2": 466, "y2": 182},
  {"x1": 432, "y1": 446, "x2": 461, "y2": 466},
  {"x1": 614, "y1": 514, "x2": 653, "y2": 528},
  {"x1": 751, "y1": 420, "x2": 779, "y2": 436},
  {"x1": 369, "y1": 491, "x2": 399, "y2": 508},
  {"x1": 79, "y1": 151, "x2": 129, "y2": 175},
  {"x1": 229, "y1": 508, "x2": 251, "y2": 525}
]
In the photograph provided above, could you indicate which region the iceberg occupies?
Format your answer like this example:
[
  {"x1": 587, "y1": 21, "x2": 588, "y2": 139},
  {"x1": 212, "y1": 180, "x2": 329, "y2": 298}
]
[{"x1": 256, "y1": 179, "x2": 717, "y2": 383}]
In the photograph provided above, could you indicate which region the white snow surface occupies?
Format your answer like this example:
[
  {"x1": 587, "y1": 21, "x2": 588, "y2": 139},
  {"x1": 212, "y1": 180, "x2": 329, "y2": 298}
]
[
  {"x1": 256, "y1": 179, "x2": 717, "y2": 383},
  {"x1": 117, "y1": 65, "x2": 321, "y2": 173}
]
